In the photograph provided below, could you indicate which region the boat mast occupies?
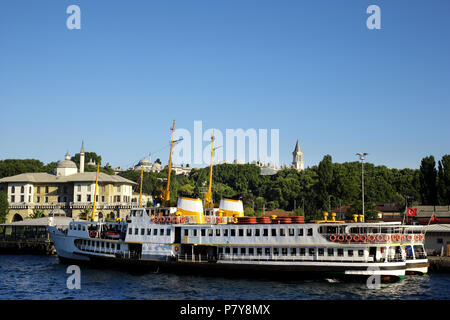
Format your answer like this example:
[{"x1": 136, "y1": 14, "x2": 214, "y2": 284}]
[
  {"x1": 91, "y1": 164, "x2": 100, "y2": 221},
  {"x1": 139, "y1": 166, "x2": 144, "y2": 207},
  {"x1": 205, "y1": 132, "x2": 215, "y2": 208},
  {"x1": 163, "y1": 120, "x2": 176, "y2": 206}
]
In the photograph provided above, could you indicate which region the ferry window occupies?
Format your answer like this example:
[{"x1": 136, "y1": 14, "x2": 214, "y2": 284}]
[
  {"x1": 134, "y1": 228, "x2": 138, "y2": 235},
  {"x1": 348, "y1": 250, "x2": 354, "y2": 257},
  {"x1": 273, "y1": 248, "x2": 279, "y2": 256},
  {"x1": 224, "y1": 229, "x2": 228, "y2": 237},
  {"x1": 218, "y1": 247, "x2": 223, "y2": 254},
  {"x1": 257, "y1": 248, "x2": 263, "y2": 256},
  {"x1": 225, "y1": 248, "x2": 231, "y2": 254},
  {"x1": 208, "y1": 229, "x2": 213, "y2": 236},
  {"x1": 300, "y1": 248, "x2": 305, "y2": 256},
  {"x1": 216, "y1": 229, "x2": 220, "y2": 236},
  {"x1": 111, "y1": 243, "x2": 115, "y2": 249},
  {"x1": 249, "y1": 248, "x2": 254, "y2": 255},
  {"x1": 160, "y1": 229, "x2": 164, "y2": 236},
  {"x1": 246, "y1": 229, "x2": 252, "y2": 236},
  {"x1": 298, "y1": 229, "x2": 304, "y2": 236},
  {"x1": 78, "y1": 224, "x2": 81, "y2": 231},
  {"x1": 265, "y1": 248, "x2": 270, "y2": 256},
  {"x1": 147, "y1": 229, "x2": 151, "y2": 235},
  {"x1": 282, "y1": 248, "x2": 288, "y2": 256},
  {"x1": 141, "y1": 228, "x2": 145, "y2": 235},
  {"x1": 184, "y1": 229, "x2": 188, "y2": 236},
  {"x1": 240, "y1": 248, "x2": 246, "y2": 255},
  {"x1": 307, "y1": 228, "x2": 313, "y2": 236},
  {"x1": 327, "y1": 248, "x2": 334, "y2": 256},
  {"x1": 106, "y1": 243, "x2": 110, "y2": 249},
  {"x1": 271, "y1": 229, "x2": 277, "y2": 236},
  {"x1": 290, "y1": 248, "x2": 296, "y2": 255},
  {"x1": 193, "y1": 229, "x2": 198, "y2": 237},
  {"x1": 101, "y1": 242, "x2": 105, "y2": 248},
  {"x1": 117, "y1": 244, "x2": 120, "y2": 250},
  {"x1": 308, "y1": 248, "x2": 315, "y2": 256},
  {"x1": 318, "y1": 248, "x2": 324, "y2": 256},
  {"x1": 289, "y1": 228, "x2": 294, "y2": 236},
  {"x1": 128, "y1": 228, "x2": 132, "y2": 235},
  {"x1": 154, "y1": 229, "x2": 158, "y2": 236},
  {"x1": 263, "y1": 229, "x2": 268, "y2": 236},
  {"x1": 167, "y1": 229, "x2": 171, "y2": 236},
  {"x1": 201, "y1": 229, "x2": 206, "y2": 237},
  {"x1": 232, "y1": 248, "x2": 238, "y2": 255},
  {"x1": 238, "y1": 229, "x2": 244, "y2": 237},
  {"x1": 358, "y1": 250, "x2": 364, "y2": 257},
  {"x1": 255, "y1": 229, "x2": 260, "y2": 236},
  {"x1": 82, "y1": 226, "x2": 85, "y2": 231},
  {"x1": 337, "y1": 249, "x2": 344, "y2": 257},
  {"x1": 280, "y1": 229, "x2": 285, "y2": 236},
  {"x1": 231, "y1": 229, "x2": 236, "y2": 237}
]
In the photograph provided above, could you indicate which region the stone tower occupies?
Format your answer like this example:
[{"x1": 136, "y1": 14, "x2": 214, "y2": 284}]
[
  {"x1": 292, "y1": 139, "x2": 304, "y2": 171},
  {"x1": 80, "y1": 141, "x2": 85, "y2": 173}
]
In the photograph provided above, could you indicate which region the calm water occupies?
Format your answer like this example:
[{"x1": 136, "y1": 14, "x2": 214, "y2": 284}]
[{"x1": 0, "y1": 255, "x2": 449, "y2": 300}]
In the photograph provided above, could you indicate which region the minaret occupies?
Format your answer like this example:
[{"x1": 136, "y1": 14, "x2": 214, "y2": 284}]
[
  {"x1": 80, "y1": 141, "x2": 85, "y2": 173},
  {"x1": 292, "y1": 139, "x2": 304, "y2": 171}
]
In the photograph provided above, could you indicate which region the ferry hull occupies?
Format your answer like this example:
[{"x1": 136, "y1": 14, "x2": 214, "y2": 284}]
[{"x1": 405, "y1": 260, "x2": 429, "y2": 275}]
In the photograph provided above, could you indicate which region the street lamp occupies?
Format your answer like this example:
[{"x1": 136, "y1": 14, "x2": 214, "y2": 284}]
[{"x1": 356, "y1": 152, "x2": 369, "y2": 218}]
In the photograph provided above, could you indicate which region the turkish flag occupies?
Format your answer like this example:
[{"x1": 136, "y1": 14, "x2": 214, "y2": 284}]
[
  {"x1": 406, "y1": 208, "x2": 417, "y2": 217},
  {"x1": 431, "y1": 215, "x2": 439, "y2": 223}
]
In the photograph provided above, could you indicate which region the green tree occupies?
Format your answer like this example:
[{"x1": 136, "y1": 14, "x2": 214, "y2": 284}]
[
  {"x1": 30, "y1": 208, "x2": 45, "y2": 219},
  {"x1": 437, "y1": 155, "x2": 450, "y2": 205},
  {"x1": 0, "y1": 191, "x2": 9, "y2": 223},
  {"x1": 419, "y1": 156, "x2": 437, "y2": 205},
  {"x1": 316, "y1": 155, "x2": 333, "y2": 211}
]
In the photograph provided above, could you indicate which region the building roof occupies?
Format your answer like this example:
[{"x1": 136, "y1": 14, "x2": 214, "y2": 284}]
[
  {"x1": 56, "y1": 159, "x2": 77, "y2": 169},
  {"x1": 0, "y1": 217, "x2": 73, "y2": 227},
  {"x1": 0, "y1": 172, "x2": 136, "y2": 185},
  {"x1": 424, "y1": 224, "x2": 450, "y2": 233}
]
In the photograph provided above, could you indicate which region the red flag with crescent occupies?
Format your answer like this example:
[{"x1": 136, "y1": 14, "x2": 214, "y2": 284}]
[{"x1": 406, "y1": 208, "x2": 417, "y2": 217}]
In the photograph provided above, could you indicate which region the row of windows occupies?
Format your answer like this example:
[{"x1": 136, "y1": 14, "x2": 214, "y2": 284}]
[
  {"x1": 183, "y1": 227, "x2": 314, "y2": 237},
  {"x1": 79, "y1": 239, "x2": 120, "y2": 250},
  {"x1": 218, "y1": 247, "x2": 365, "y2": 257},
  {"x1": 75, "y1": 195, "x2": 130, "y2": 203},
  {"x1": 10, "y1": 186, "x2": 32, "y2": 194},
  {"x1": 129, "y1": 227, "x2": 171, "y2": 237}
]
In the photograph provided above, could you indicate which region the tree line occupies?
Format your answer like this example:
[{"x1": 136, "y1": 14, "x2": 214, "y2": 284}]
[{"x1": 0, "y1": 154, "x2": 449, "y2": 222}]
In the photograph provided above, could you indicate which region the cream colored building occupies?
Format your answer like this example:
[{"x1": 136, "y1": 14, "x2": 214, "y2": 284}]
[{"x1": 0, "y1": 144, "x2": 137, "y2": 222}]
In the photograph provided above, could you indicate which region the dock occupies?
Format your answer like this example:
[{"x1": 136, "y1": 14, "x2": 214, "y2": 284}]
[{"x1": 0, "y1": 217, "x2": 72, "y2": 255}]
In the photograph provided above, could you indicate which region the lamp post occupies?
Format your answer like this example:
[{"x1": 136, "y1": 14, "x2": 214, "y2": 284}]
[{"x1": 356, "y1": 153, "x2": 369, "y2": 218}]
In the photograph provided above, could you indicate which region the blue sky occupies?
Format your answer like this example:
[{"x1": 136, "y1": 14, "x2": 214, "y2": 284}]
[{"x1": 0, "y1": 0, "x2": 449, "y2": 170}]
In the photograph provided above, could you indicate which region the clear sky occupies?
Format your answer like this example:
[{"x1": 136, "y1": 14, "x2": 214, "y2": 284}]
[{"x1": 1, "y1": 0, "x2": 449, "y2": 170}]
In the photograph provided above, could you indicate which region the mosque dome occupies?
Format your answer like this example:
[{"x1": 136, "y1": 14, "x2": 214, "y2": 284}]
[
  {"x1": 57, "y1": 152, "x2": 77, "y2": 169},
  {"x1": 138, "y1": 158, "x2": 151, "y2": 166}
]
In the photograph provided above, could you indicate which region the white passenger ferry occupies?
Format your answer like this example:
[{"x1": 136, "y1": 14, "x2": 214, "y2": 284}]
[{"x1": 48, "y1": 197, "x2": 428, "y2": 281}]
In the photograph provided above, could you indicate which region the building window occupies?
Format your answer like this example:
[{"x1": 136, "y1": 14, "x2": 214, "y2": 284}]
[
  {"x1": 21, "y1": 186, "x2": 24, "y2": 193},
  {"x1": 37, "y1": 186, "x2": 40, "y2": 193},
  {"x1": 45, "y1": 197, "x2": 49, "y2": 203},
  {"x1": 29, "y1": 186, "x2": 32, "y2": 193},
  {"x1": 11, "y1": 186, "x2": 15, "y2": 194},
  {"x1": 77, "y1": 185, "x2": 81, "y2": 192},
  {"x1": 45, "y1": 186, "x2": 49, "y2": 193},
  {"x1": 37, "y1": 196, "x2": 40, "y2": 203},
  {"x1": 101, "y1": 196, "x2": 105, "y2": 202},
  {"x1": 87, "y1": 185, "x2": 91, "y2": 192},
  {"x1": 87, "y1": 195, "x2": 91, "y2": 202},
  {"x1": 20, "y1": 195, "x2": 24, "y2": 202},
  {"x1": 77, "y1": 195, "x2": 81, "y2": 202},
  {"x1": 11, "y1": 196, "x2": 15, "y2": 203}
]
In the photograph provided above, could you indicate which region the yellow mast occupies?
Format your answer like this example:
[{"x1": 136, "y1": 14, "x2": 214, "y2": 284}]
[
  {"x1": 205, "y1": 132, "x2": 215, "y2": 208},
  {"x1": 139, "y1": 165, "x2": 144, "y2": 207},
  {"x1": 91, "y1": 164, "x2": 100, "y2": 221},
  {"x1": 163, "y1": 120, "x2": 176, "y2": 206}
]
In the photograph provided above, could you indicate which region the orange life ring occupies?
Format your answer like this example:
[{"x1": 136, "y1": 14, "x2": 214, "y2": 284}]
[
  {"x1": 406, "y1": 235, "x2": 413, "y2": 241},
  {"x1": 180, "y1": 217, "x2": 186, "y2": 223},
  {"x1": 216, "y1": 217, "x2": 222, "y2": 223},
  {"x1": 414, "y1": 235, "x2": 420, "y2": 241},
  {"x1": 166, "y1": 216, "x2": 171, "y2": 223},
  {"x1": 206, "y1": 217, "x2": 211, "y2": 223},
  {"x1": 360, "y1": 234, "x2": 367, "y2": 242},
  {"x1": 353, "y1": 234, "x2": 360, "y2": 242},
  {"x1": 329, "y1": 234, "x2": 337, "y2": 241},
  {"x1": 368, "y1": 234, "x2": 375, "y2": 241},
  {"x1": 420, "y1": 234, "x2": 425, "y2": 241},
  {"x1": 345, "y1": 234, "x2": 353, "y2": 242},
  {"x1": 337, "y1": 234, "x2": 344, "y2": 242},
  {"x1": 233, "y1": 217, "x2": 238, "y2": 223},
  {"x1": 376, "y1": 234, "x2": 384, "y2": 242},
  {"x1": 397, "y1": 234, "x2": 401, "y2": 241}
]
